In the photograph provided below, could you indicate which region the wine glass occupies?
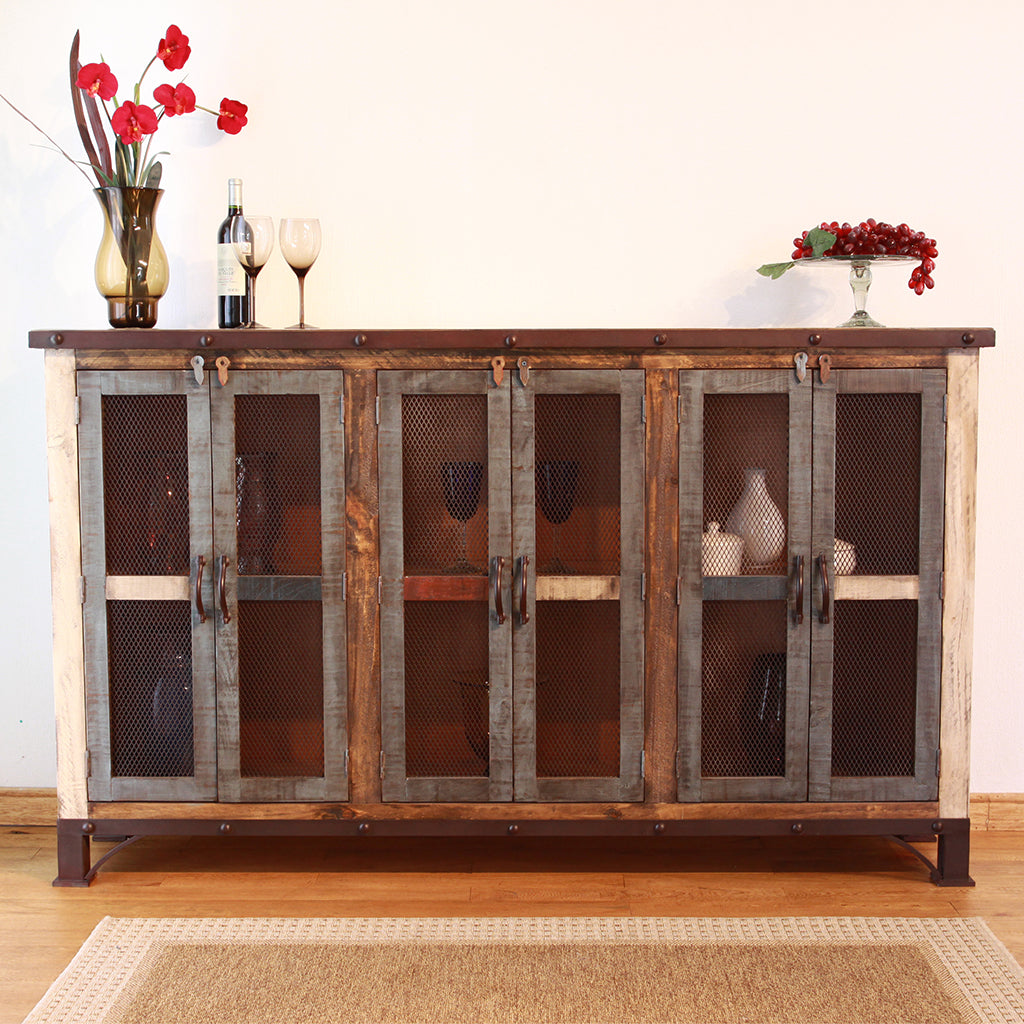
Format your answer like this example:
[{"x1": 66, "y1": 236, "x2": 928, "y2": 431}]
[
  {"x1": 230, "y1": 215, "x2": 274, "y2": 327},
  {"x1": 441, "y1": 460, "x2": 483, "y2": 574},
  {"x1": 279, "y1": 218, "x2": 322, "y2": 328},
  {"x1": 536, "y1": 460, "x2": 578, "y2": 573}
]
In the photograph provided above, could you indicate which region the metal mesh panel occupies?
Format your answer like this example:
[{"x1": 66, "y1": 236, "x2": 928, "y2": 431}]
[
  {"x1": 701, "y1": 600, "x2": 788, "y2": 778},
  {"x1": 832, "y1": 600, "x2": 918, "y2": 778},
  {"x1": 703, "y1": 394, "x2": 789, "y2": 575},
  {"x1": 402, "y1": 394, "x2": 489, "y2": 576},
  {"x1": 235, "y1": 394, "x2": 322, "y2": 577},
  {"x1": 535, "y1": 394, "x2": 620, "y2": 576},
  {"x1": 102, "y1": 394, "x2": 190, "y2": 576},
  {"x1": 535, "y1": 600, "x2": 620, "y2": 778},
  {"x1": 237, "y1": 601, "x2": 325, "y2": 778},
  {"x1": 107, "y1": 600, "x2": 194, "y2": 777},
  {"x1": 835, "y1": 392, "x2": 921, "y2": 576},
  {"x1": 404, "y1": 600, "x2": 490, "y2": 776}
]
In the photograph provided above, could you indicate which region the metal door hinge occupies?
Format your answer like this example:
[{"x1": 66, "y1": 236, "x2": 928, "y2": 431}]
[
  {"x1": 675, "y1": 577, "x2": 682, "y2": 606},
  {"x1": 640, "y1": 572, "x2": 647, "y2": 601},
  {"x1": 641, "y1": 395, "x2": 647, "y2": 425},
  {"x1": 73, "y1": 396, "x2": 81, "y2": 425},
  {"x1": 343, "y1": 749, "x2": 350, "y2": 775},
  {"x1": 85, "y1": 749, "x2": 92, "y2": 779},
  {"x1": 935, "y1": 748, "x2": 942, "y2": 777},
  {"x1": 377, "y1": 576, "x2": 383, "y2": 604},
  {"x1": 940, "y1": 571, "x2": 945, "y2": 600},
  {"x1": 677, "y1": 395, "x2": 683, "y2": 424},
  {"x1": 674, "y1": 748, "x2": 682, "y2": 777},
  {"x1": 379, "y1": 750, "x2": 386, "y2": 778},
  {"x1": 375, "y1": 396, "x2": 381, "y2": 424},
  {"x1": 942, "y1": 394, "x2": 948, "y2": 423},
  {"x1": 339, "y1": 395, "x2": 345, "y2": 424},
  {"x1": 342, "y1": 571, "x2": 348, "y2": 601},
  {"x1": 640, "y1": 750, "x2": 646, "y2": 779},
  {"x1": 79, "y1": 577, "x2": 87, "y2": 604}
]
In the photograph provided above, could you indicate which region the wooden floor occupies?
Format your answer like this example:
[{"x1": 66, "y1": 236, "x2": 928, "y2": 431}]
[{"x1": 3, "y1": 826, "x2": 1022, "y2": 1023}]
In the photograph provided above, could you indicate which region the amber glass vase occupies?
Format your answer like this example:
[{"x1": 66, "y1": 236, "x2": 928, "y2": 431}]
[{"x1": 94, "y1": 186, "x2": 170, "y2": 328}]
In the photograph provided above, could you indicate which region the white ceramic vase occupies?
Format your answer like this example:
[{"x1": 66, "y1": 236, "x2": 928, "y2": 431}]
[{"x1": 725, "y1": 467, "x2": 786, "y2": 567}]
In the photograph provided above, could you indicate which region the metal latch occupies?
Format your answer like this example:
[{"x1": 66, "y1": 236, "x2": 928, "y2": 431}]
[
  {"x1": 793, "y1": 351, "x2": 808, "y2": 383},
  {"x1": 215, "y1": 355, "x2": 231, "y2": 386}
]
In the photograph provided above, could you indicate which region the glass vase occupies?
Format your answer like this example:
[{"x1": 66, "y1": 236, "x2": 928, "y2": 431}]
[{"x1": 94, "y1": 186, "x2": 169, "y2": 329}]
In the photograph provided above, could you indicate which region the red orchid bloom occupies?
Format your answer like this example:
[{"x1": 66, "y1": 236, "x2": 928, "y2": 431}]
[
  {"x1": 153, "y1": 83, "x2": 196, "y2": 116},
  {"x1": 216, "y1": 98, "x2": 248, "y2": 135},
  {"x1": 110, "y1": 101, "x2": 159, "y2": 144},
  {"x1": 157, "y1": 25, "x2": 191, "y2": 72},
  {"x1": 76, "y1": 62, "x2": 118, "y2": 101}
]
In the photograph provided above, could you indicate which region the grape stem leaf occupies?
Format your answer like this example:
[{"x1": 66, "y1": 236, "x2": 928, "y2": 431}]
[
  {"x1": 757, "y1": 262, "x2": 795, "y2": 279},
  {"x1": 757, "y1": 228, "x2": 837, "y2": 278}
]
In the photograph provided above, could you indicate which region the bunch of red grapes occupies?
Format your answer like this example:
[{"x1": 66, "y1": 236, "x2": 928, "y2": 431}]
[{"x1": 792, "y1": 219, "x2": 938, "y2": 294}]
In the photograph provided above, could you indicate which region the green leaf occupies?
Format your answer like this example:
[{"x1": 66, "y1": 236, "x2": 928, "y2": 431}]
[
  {"x1": 757, "y1": 262, "x2": 795, "y2": 279},
  {"x1": 143, "y1": 160, "x2": 163, "y2": 189},
  {"x1": 805, "y1": 227, "x2": 837, "y2": 258}
]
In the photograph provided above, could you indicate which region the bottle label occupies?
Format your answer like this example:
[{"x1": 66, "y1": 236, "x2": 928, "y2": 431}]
[{"x1": 217, "y1": 242, "x2": 246, "y2": 297}]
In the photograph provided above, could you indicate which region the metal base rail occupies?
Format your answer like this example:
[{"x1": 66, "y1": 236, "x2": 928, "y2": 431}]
[{"x1": 53, "y1": 816, "x2": 975, "y2": 888}]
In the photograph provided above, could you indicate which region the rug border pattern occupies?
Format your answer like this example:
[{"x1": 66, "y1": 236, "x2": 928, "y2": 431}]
[{"x1": 23, "y1": 916, "x2": 1024, "y2": 1024}]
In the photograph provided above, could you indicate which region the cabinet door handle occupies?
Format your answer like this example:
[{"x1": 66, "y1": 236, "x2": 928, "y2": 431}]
[
  {"x1": 218, "y1": 555, "x2": 231, "y2": 624},
  {"x1": 519, "y1": 554, "x2": 530, "y2": 624},
  {"x1": 817, "y1": 553, "x2": 831, "y2": 624},
  {"x1": 794, "y1": 554, "x2": 804, "y2": 625},
  {"x1": 493, "y1": 555, "x2": 505, "y2": 625},
  {"x1": 194, "y1": 555, "x2": 207, "y2": 624}
]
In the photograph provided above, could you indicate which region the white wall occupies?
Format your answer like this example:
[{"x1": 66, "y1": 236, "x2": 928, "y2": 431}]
[{"x1": 1, "y1": 0, "x2": 1020, "y2": 791}]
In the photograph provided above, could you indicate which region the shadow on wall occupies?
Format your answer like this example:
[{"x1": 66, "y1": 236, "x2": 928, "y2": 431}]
[{"x1": 724, "y1": 269, "x2": 832, "y2": 328}]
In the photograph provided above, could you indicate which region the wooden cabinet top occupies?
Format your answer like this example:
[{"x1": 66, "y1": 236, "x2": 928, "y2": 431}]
[{"x1": 30, "y1": 326, "x2": 995, "y2": 352}]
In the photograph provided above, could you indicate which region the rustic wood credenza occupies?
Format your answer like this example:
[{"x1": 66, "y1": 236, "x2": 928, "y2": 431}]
[{"x1": 30, "y1": 327, "x2": 992, "y2": 886}]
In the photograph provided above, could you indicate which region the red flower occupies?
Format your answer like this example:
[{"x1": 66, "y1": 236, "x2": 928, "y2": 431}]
[
  {"x1": 157, "y1": 25, "x2": 191, "y2": 72},
  {"x1": 111, "y1": 101, "x2": 159, "y2": 144},
  {"x1": 153, "y1": 82, "x2": 196, "y2": 116},
  {"x1": 216, "y1": 98, "x2": 248, "y2": 134},
  {"x1": 76, "y1": 62, "x2": 118, "y2": 101}
]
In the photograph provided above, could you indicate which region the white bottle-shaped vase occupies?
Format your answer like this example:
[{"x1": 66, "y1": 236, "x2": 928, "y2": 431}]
[{"x1": 725, "y1": 467, "x2": 786, "y2": 567}]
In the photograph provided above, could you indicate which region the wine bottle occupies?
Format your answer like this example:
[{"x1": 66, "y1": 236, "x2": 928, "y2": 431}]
[{"x1": 216, "y1": 178, "x2": 249, "y2": 328}]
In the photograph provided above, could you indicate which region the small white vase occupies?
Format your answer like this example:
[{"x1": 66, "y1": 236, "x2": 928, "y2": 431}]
[{"x1": 725, "y1": 468, "x2": 786, "y2": 567}]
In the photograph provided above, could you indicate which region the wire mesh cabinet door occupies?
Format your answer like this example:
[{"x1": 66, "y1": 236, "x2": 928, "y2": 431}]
[
  {"x1": 677, "y1": 370, "x2": 813, "y2": 802},
  {"x1": 78, "y1": 371, "x2": 217, "y2": 801},
  {"x1": 808, "y1": 369, "x2": 945, "y2": 801},
  {"x1": 512, "y1": 370, "x2": 646, "y2": 802},
  {"x1": 378, "y1": 370, "x2": 514, "y2": 801},
  {"x1": 211, "y1": 371, "x2": 348, "y2": 802}
]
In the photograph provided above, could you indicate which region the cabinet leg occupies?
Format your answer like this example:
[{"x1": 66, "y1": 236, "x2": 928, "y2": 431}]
[
  {"x1": 931, "y1": 819, "x2": 975, "y2": 887},
  {"x1": 52, "y1": 820, "x2": 92, "y2": 887}
]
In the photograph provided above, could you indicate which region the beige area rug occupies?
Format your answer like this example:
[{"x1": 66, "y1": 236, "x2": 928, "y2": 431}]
[{"x1": 23, "y1": 916, "x2": 1024, "y2": 1024}]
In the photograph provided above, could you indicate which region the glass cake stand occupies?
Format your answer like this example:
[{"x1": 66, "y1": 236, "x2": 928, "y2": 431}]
[{"x1": 799, "y1": 255, "x2": 916, "y2": 327}]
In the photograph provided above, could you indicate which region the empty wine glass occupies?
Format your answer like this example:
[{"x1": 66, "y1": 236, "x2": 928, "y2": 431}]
[
  {"x1": 536, "y1": 460, "x2": 578, "y2": 573},
  {"x1": 441, "y1": 460, "x2": 483, "y2": 574},
  {"x1": 279, "y1": 218, "x2": 322, "y2": 328},
  {"x1": 230, "y1": 215, "x2": 274, "y2": 327}
]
